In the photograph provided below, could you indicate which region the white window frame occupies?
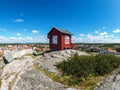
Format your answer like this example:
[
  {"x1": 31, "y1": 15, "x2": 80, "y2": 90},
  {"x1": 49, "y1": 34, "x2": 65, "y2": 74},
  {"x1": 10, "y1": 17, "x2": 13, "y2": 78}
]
[
  {"x1": 65, "y1": 35, "x2": 69, "y2": 44},
  {"x1": 52, "y1": 35, "x2": 58, "y2": 44}
]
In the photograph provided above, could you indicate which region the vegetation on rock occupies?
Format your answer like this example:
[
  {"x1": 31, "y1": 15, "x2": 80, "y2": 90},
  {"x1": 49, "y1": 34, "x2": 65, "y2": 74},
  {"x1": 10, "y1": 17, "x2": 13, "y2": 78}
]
[{"x1": 56, "y1": 54, "x2": 120, "y2": 89}]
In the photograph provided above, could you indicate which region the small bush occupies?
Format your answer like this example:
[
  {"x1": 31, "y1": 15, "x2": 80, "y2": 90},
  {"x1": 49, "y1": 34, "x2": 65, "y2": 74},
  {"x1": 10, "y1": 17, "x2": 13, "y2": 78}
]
[{"x1": 56, "y1": 54, "x2": 120, "y2": 79}]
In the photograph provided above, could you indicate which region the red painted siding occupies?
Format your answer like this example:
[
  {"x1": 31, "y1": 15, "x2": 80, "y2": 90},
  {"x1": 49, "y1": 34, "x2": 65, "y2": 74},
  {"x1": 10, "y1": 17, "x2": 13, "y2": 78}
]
[
  {"x1": 48, "y1": 27, "x2": 74, "y2": 50},
  {"x1": 61, "y1": 34, "x2": 72, "y2": 50}
]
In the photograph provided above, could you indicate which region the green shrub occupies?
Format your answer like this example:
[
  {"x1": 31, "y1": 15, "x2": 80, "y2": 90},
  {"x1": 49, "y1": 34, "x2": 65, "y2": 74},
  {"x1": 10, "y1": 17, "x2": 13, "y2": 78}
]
[{"x1": 56, "y1": 54, "x2": 120, "y2": 79}]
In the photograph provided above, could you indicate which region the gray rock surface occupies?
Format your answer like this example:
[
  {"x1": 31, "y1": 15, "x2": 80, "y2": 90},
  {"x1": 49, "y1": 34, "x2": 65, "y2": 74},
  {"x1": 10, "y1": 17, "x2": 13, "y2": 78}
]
[
  {"x1": 0, "y1": 56, "x2": 34, "y2": 90},
  {"x1": 0, "y1": 59, "x2": 4, "y2": 77},
  {"x1": 35, "y1": 50, "x2": 89, "y2": 75},
  {"x1": 12, "y1": 69, "x2": 68, "y2": 90},
  {"x1": 0, "y1": 50, "x2": 82, "y2": 90},
  {"x1": 94, "y1": 67, "x2": 120, "y2": 90},
  {"x1": 4, "y1": 49, "x2": 33, "y2": 62},
  {"x1": 0, "y1": 59, "x2": 4, "y2": 68}
]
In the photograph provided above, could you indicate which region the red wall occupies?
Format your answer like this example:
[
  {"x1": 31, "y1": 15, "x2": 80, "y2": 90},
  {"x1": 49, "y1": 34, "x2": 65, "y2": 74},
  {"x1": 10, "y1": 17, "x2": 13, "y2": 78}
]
[
  {"x1": 48, "y1": 28, "x2": 74, "y2": 50},
  {"x1": 61, "y1": 34, "x2": 72, "y2": 50},
  {"x1": 49, "y1": 29, "x2": 61, "y2": 50}
]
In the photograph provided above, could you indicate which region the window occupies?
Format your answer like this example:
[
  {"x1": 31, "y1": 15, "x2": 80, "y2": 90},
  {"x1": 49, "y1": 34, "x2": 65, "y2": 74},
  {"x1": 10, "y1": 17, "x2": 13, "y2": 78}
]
[
  {"x1": 52, "y1": 35, "x2": 58, "y2": 44},
  {"x1": 65, "y1": 35, "x2": 69, "y2": 44}
]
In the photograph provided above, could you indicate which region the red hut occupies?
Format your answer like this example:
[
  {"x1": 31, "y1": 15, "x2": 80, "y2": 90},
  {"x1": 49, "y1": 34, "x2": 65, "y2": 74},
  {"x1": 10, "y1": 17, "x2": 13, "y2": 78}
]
[{"x1": 47, "y1": 27, "x2": 74, "y2": 50}]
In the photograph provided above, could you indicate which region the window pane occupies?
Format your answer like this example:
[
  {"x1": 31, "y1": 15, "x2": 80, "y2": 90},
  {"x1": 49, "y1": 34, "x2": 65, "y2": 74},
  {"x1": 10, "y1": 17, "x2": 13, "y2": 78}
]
[
  {"x1": 65, "y1": 36, "x2": 69, "y2": 44},
  {"x1": 52, "y1": 35, "x2": 58, "y2": 44}
]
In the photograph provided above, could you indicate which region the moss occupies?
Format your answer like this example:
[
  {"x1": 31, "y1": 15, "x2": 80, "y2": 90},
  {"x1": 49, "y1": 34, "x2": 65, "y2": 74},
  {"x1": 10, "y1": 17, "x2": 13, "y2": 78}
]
[
  {"x1": 8, "y1": 72, "x2": 20, "y2": 90},
  {"x1": 0, "y1": 65, "x2": 5, "y2": 70},
  {"x1": 34, "y1": 64, "x2": 60, "y2": 82},
  {"x1": 26, "y1": 54, "x2": 36, "y2": 58},
  {"x1": 18, "y1": 54, "x2": 35, "y2": 60},
  {"x1": 8, "y1": 77, "x2": 16, "y2": 90}
]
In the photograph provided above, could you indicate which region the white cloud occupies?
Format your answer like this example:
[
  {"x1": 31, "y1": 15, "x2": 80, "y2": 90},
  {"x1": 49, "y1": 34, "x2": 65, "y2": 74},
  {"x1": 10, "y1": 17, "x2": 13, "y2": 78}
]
[
  {"x1": 79, "y1": 34, "x2": 84, "y2": 37},
  {"x1": 0, "y1": 35, "x2": 48, "y2": 43},
  {"x1": 16, "y1": 33, "x2": 22, "y2": 36},
  {"x1": 0, "y1": 34, "x2": 119, "y2": 43},
  {"x1": 9, "y1": 37, "x2": 17, "y2": 40},
  {"x1": 24, "y1": 35, "x2": 48, "y2": 43},
  {"x1": 32, "y1": 30, "x2": 39, "y2": 34},
  {"x1": 86, "y1": 34, "x2": 92, "y2": 37},
  {"x1": 95, "y1": 30, "x2": 99, "y2": 34},
  {"x1": 113, "y1": 29, "x2": 120, "y2": 33},
  {"x1": 0, "y1": 36, "x2": 6, "y2": 40},
  {"x1": 85, "y1": 34, "x2": 116, "y2": 43},
  {"x1": 71, "y1": 32, "x2": 118, "y2": 43},
  {"x1": 99, "y1": 31, "x2": 108, "y2": 36},
  {"x1": 94, "y1": 26, "x2": 106, "y2": 34},
  {"x1": 72, "y1": 36, "x2": 83, "y2": 43},
  {"x1": 26, "y1": 36, "x2": 33, "y2": 40},
  {"x1": 13, "y1": 19, "x2": 24, "y2": 23}
]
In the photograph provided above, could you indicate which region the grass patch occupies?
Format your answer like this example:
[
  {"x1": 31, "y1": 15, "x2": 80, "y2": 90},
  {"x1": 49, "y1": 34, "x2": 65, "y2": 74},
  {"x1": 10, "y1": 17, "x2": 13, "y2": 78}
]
[
  {"x1": 8, "y1": 77, "x2": 16, "y2": 90},
  {"x1": 18, "y1": 54, "x2": 35, "y2": 60},
  {"x1": 0, "y1": 65, "x2": 5, "y2": 70},
  {"x1": 34, "y1": 64, "x2": 60, "y2": 82},
  {"x1": 34, "y1": 63, "x2": 98, "y2": 89},
  {"x1": 26, "y1": 54, "x2": 36, "y2": 58},
  {"x1": 8, "y1": 72, "x2": 20, "y2": 90}
]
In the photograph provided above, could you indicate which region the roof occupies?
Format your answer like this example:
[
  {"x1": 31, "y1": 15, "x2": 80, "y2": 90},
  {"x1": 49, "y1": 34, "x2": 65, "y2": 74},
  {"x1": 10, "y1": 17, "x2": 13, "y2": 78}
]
[
  {"x1": 54, "y1": 27, "x2": 73, "y2": 35},
  {"x1": 106, "y1": 48, "x2": 116, "y2": 53},
  {"x1": 48, "y1": 27, "x2": 73, "y2": 35}
]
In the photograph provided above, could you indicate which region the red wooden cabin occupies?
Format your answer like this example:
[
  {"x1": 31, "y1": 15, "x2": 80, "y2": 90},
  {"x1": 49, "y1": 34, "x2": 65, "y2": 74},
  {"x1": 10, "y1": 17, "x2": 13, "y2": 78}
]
[{"x1": 47, "y1": 27, "x2": 74, "y2": 50}]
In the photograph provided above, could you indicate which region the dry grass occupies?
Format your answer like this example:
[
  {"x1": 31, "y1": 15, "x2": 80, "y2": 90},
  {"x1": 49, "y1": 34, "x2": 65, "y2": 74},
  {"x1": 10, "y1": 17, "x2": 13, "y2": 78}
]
[
  {"x1": 0, "y1": 65, "x2": 5, "y2": 70},
  {"x1": 8, "y1": 71, "x2": 21, "y2": 90},
  {"x1": 34, "y1": 64, "x2": 60, "y2": 82},
  {"x1": 18, "y1": 54, "x2": 35, "y2": 60},
  {"x1": 0, "y1": 52, "x2": 4, "y2": 57}
]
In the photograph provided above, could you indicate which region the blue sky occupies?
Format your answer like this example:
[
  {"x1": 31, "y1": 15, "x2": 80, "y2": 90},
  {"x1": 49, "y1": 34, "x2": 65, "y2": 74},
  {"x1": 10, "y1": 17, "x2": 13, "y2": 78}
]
[{"x1": 0, "y1": 0, "x2": 120, "y2": 43}]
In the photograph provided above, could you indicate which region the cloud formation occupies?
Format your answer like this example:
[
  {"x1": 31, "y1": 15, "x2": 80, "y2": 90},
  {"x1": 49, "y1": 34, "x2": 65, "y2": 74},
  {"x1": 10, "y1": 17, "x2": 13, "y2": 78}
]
[
  {"x1": 79, "y1": 34, "x2": 84, "y2": 37},
  {"x1": 95, "y1": 30, "x2": 99, "y2": 34},
  {"x1": 0, "y1": 26, "x2": 120, "y2": 43},
  {"x1": 13, "y1": 19, "x2": 24, "y2": 23},
  {"x1": 113, "y1": 29, "x2": 120, "y2": 33},
  {"x1": 99, "y1": 31, "x2": 108, "y2": 36},
  {"x1": 32, "y1": 30, "x2": 39, "y2": 34},
  {"x1": 16, "y1": 33, "x2": 22, "y2": 36},
  {"x1": 0, "y1": 35, "x2": 48, "y2": 43},
  {"x1": 72, "y1": 29, "x2": 120, "y2": 43}
]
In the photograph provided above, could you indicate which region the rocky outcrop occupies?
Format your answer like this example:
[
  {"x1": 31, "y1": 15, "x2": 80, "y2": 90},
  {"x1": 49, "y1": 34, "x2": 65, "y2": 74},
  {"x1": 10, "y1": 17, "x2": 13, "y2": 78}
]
[
  {"x1": 0, "y1": 50, "x2": 83, "y2": 90},
  {"x1": 94, "y1": 67, "x2": 120, "y2": 90},
  {"x1": 0, "y1": 59, "x2": 4, "y2": 69},
  {"x1": 0, "y1": 56, "x2": 70, "y2": 90},
  {"x1": 4, "y1": 49, "x2": 33, "y2": 63},
  {"x1": 0, "y1": 59, "x2": 5, "y2": 77},
  {"x1": 0, "y1": 56, "x2": 34, "y2": 90},
  {"x1": 35, "y1": 50, "x2": 89, "y2": 75}
]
